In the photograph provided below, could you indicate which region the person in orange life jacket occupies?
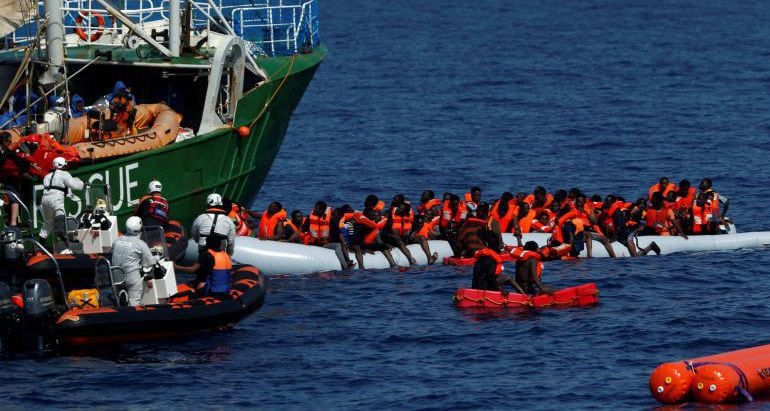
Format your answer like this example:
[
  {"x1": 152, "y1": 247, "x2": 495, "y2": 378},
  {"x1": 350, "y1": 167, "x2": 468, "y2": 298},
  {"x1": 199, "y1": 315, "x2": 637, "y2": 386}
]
[
  {"x1": 257, "y1": 202, "x2": 286, "y2": 240},
  {"x1": 512, "y1": 201, "x2": 537, "y2": 236},
  {"x1": 697, "y1": 178, "x2": 722, "y2": 229},
  {"x1": 410, "y1": 206, "x2": 440, "y2": 265},
  {"x1": 643, "y1": 191, "x2": 687, "y2": 238},
  {"x1": 439, "y1": 193, "x2": 466, "y2": 241},
  {"x1": 102, "y1": 90, "x2": 138, "y2": 138},
  {"x1": 691, "y1": 191, "x2": 719, "y2": 235},
  {"x1": 515, "y1": 241, "x2": 555, "y2": 295},
  {"x1": 302, "y1": 200, "x2": 332, "y2": 246},
  {"x1": 283, "y1": 210, "x2": 308, "y2": 243},
  {"x1": 134, "y1": 180, "x2": 169, "y2": 229},
  {"x1": 648, "y1": 176, "x2": 677, "y2": 202},
  {"x1": 524, "y1": 186, "x2": 553, "y2": 210},
  {"x1": 175, "y1": 235, "x2": 232, "y2": 297},
  {"x1": 416, "y1": 190, "x2": 441, "y2": 221},
  {"x1": 464, "y1": 186, "x2": 482, "y2": 217},
  {"x1": 600, "y1": 195, "x2": 660, "y2": 256},
  {"x1": 557, "y1": 193, "x2": 616, "y2": 258},
  {"x1": 354, "y1": 204, "x2": 398, "y2": 269},
  {"x1": 471, "y1": 229, "x2": 523, "y2": 294},
  {"x1": 488, "y1": 191, "x2": 515, "y2": 235},
  {"x1": 328, "y1": 206, "x2": 357, "y2": 269},
  {"x1": 531, "y1": 210, "x2": 555, "y2": 233},
  {"x1": 675, "y1": 179, "x2": 696, "y2": 234},
  {"x1": 455, "y1": 202, "x2": 490, "y2": 258},
  {"x1": 382, "y1": 199, "x2": 418, "y2": 266}
]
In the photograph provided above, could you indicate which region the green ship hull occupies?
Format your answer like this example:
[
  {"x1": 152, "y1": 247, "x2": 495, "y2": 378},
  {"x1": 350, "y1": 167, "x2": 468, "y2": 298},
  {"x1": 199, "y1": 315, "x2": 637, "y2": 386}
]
[{"x1": 20, "y1": 46, "x2": 326, "y2": 229}]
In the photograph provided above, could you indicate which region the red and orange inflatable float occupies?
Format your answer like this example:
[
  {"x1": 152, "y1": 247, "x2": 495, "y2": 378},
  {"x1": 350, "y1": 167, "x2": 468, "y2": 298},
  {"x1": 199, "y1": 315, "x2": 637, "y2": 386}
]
[{"x1": 650, "y1": 344, "x2": 770, "y2": 404}]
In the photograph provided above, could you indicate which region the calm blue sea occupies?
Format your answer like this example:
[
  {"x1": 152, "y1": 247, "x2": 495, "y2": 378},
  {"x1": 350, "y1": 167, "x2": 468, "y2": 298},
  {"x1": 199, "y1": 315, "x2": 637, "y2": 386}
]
[{"x1": 5, "y1": 0, "x2": 770, "y2": 409}]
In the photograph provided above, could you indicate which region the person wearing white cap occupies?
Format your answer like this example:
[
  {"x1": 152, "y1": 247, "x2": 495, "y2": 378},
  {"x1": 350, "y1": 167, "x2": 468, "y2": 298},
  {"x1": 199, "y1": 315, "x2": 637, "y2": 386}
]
[
  {"x1": 190, "y1": 193, "x2": 236, "y2": 255},
  {"x1": 39, "y1": 156, "x2": 84, "y2": 244},
  {"x1": 111, "y1": 216, "x2": 156, "y2": 306},
  {"x1": 134, "y1": 179, "x2": 169, "y2": 229}
]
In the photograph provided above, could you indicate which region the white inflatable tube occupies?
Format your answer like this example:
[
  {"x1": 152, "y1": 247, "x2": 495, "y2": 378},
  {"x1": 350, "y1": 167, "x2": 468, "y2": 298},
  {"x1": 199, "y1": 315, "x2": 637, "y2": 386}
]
[
  {"x1": 184, "y1": 237, "x2": 455, "y2": 275},
  {"x1": 502, "y1": 232, "x2": 770, "y2": 258},
  {"x1": 353, "y1": 241, "x2": 454, "y2": 270}
]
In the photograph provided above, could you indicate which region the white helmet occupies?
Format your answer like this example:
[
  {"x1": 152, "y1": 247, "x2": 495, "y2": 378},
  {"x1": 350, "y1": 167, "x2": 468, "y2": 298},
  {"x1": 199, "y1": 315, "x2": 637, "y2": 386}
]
[
  {"x1": 125, "y1": 216, "x2": 143, "y2": 233},
  {"x1": 148, "y1": 180, "x2": 162, "y2": 193},
  {"x1": 52, "y1": 157, "x2": 66, "y2": 169},
  {"x1": 207, "y1": 193, "x2": 223, "y2": 207}
]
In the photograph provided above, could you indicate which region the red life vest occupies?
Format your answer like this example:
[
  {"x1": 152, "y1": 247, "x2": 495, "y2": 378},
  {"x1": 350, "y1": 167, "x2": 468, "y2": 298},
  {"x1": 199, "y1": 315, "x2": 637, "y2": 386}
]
[
  {"x1": 390, "y1": 207, "x2": 414, "y2": 238},
  {"x1": 258, "y1": 208, "x2": 287, "y2": 239},
  {"x1": 308, "y1": 207, "x2": 332, "y2": 243},
  {"x1": 139, "y1": 194, "x2": 169, "y2": 224},
  {"x1": 473, "y1": 248, "x2": 504, "y2": 275},
  {"x1": 228, "y1": 204, "x2": 252, "y2": 236}
]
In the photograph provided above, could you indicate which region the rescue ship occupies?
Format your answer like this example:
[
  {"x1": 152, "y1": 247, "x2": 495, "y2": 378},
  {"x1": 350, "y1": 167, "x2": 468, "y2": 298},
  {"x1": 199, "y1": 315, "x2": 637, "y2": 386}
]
[{"x1": 0, "y1": 0, "x2": 325, "y2": 229}]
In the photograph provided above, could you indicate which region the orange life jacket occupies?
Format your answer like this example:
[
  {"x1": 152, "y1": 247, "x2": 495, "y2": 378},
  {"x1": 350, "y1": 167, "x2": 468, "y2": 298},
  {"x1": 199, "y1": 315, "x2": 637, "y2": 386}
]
[
  {"x1": 390, "y1": 207, "x2": 414, "y2": 238},
  {"x1": 308, "y1": 207, "x2": 332, "y2": 243},
  {"x1": 488, "y1": 200, "x2": 516, "y2": 233},
  {"x1": 508, "y1": 246, "x2": 544, "y2": 278},
  {"x1": 517, "y1": 209, "x2": 537, "y2": 233},
  {"x1": 645, "y1": 208, "x2": 672, "y2": 235},
  {"x1": 523, "y1": 193, "x2": 553, "y2": 209},
  {"x1": 676, "y1": 187, "x2": 696, "y2": 213},
  {"x1": 530, "y1": 219, "x2": 554, "y2": 233},
  {"x1": 648, "y1": 182, "x2": 677, "y2": 201},
  {"x1": 258, "y1": 208, "x2": 287, "y2": 239},
  {"x1": 473, "y1": 248, "x2": 503, "y2": 275},
  {"x1": 418, "y1": 198, "x2": 441, "y2": 215},
  {"x1": 440, "y1": 200, "x2": 467, "y2": 228},
  {"x1": 416, "y1": 216, "x2": 439, "y2": 238}
]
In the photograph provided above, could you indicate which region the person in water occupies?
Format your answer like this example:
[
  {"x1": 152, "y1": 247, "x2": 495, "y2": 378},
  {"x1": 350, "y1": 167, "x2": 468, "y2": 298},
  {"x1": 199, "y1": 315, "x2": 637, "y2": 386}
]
[
  {"x1": 471, "y1": 231, "x2": 530, "y2": 294},
  {"x1": 514, "y1": 241, "x2": 555, "y2": 295}
]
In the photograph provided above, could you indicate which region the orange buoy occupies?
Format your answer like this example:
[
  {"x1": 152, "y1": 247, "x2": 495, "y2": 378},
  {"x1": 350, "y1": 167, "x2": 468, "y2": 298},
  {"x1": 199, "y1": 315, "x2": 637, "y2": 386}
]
[
  {"x1": 236, "y1": 126, "x2": 250, "y2": 138},
  {"x1": 651, "y1": 344, "x2": 770, "y2": 404},
  {"x1": 649, "y1": 362, "x2": 694, "y2": 404}
]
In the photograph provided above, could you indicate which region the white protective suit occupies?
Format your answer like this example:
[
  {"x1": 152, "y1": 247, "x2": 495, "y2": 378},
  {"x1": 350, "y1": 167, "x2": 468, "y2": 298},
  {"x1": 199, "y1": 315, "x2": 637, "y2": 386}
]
[
  {"x1": 190, "y1": 210, "x2": 236, "y2": 255},
  {"x1": 111, "y1": 233, "x2": 156, "y2": 306},
  {"x1": 40, "y1": 169, "x2": 84, "y2": 239}
]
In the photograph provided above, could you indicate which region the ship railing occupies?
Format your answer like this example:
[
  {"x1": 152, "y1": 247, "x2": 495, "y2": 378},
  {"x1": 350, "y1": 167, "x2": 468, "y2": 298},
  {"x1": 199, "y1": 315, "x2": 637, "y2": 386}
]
[
  {"x1": 229, "y1": 0, "x2": 318, "y2": 56},
  {"x1": 3, "y1": 0, "x2": 319, "y2": 57}
]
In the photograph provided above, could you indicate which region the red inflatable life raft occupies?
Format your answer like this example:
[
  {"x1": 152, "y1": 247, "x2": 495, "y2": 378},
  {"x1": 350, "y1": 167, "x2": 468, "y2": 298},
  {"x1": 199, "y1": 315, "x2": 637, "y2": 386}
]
[{"x1": 453, "y1": 283, "x2": 599, "y2": 309}]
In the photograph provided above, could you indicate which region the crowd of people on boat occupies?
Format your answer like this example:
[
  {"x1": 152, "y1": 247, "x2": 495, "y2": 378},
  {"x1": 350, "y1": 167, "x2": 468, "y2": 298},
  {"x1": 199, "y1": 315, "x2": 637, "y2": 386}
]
[{"x1": 0, "y1": 173, "x2": 728, "y2": 304}]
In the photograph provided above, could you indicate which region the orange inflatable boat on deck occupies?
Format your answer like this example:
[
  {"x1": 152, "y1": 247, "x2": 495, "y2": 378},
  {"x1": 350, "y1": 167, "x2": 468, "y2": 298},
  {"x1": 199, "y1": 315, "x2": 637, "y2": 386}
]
[
  {"x1": 650, "y1": 343, "x2": 770, "y2": 404},
  {"x1": 67, "y1": 103, "x2": 182, "y2": 161},
  {"x1": 453, "y1": 283, "x2": 599, "y2": 309}
]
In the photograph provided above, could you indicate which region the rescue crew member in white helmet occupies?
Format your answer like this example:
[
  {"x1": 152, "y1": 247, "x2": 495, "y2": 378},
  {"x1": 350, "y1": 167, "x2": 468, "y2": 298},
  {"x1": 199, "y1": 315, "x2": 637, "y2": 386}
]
[
  {"x1": 40, "y1": 156, "x2": 84, "y2": 244},
  {"x1": 134, "y1": 179, "x2": 169, "y2": 229},
  {"x1": 190, "y1": 193, "x2": 236, "y2": 256},
  {"x1": 111, "y1": 216, "x2": 156, "y2": 306}
]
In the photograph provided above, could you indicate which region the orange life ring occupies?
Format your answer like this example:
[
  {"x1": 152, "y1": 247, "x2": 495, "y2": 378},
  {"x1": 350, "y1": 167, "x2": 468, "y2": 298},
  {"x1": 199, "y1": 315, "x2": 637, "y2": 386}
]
[{"x1": 75, "y1": 11, "x2": 105, "y2": 42}]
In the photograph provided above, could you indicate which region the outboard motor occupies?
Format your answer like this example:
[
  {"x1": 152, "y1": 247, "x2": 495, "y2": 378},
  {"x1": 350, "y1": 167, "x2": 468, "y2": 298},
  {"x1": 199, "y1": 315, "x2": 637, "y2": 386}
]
[
  {"x1": 0, "y1": 282, "x2": 13, "y2": 355},
  {"x1": 21, "y1": 279, "x2": 56, "y2": 355},
  {"x1": 0, "y1": 227, "x2": 24, "y2": 284}
]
